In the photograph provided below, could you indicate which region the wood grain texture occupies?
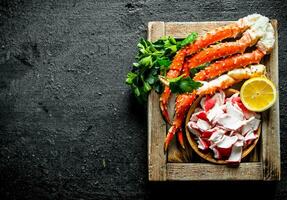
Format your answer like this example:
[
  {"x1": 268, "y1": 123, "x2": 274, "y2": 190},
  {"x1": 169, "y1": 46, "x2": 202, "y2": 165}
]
[
  {"x1": 249, "y1": 143, "x2": 260, "y2": 162},
  {"x1": 166, "y1": 163, "x2": 263, "y2": 180},
  {"x1": 261, "y1": 20, "x2": 281, "y2": 181},
  {"x1": 148, "y1": 22, "x2": 167, "y2": 181},
  {"x1": 165, "y1": 21, "x2": 232, "y2": 38}
]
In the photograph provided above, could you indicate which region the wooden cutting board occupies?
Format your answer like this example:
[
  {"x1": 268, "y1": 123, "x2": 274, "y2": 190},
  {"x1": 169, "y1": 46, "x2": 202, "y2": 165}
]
[{"x1": 147, "y1": 20, "x2": 280, "y2": 181}]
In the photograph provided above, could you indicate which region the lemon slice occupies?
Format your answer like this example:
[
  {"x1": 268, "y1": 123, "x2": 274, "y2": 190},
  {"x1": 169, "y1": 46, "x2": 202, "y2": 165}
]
[{"x1": 240, "y1": 77, "x2": 277, "y2": 112}]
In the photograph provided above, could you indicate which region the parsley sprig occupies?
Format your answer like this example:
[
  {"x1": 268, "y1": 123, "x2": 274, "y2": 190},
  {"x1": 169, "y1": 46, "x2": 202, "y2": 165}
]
[{"x1": 125, "y1": 33, "x2": 198, "y2": 103}]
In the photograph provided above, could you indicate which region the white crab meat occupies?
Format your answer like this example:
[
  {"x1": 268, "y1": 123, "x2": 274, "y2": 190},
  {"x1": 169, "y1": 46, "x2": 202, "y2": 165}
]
[
  {"x1": 187, "y1": 121, "x2": 201, "y2": 137},
  {"x1": 235, "y1": 133, "x2": 245, "y2": 141},
  {"x1": 226, "y1": 101, "x2": 244, "y2": 121},
  {"x1": 216, "y1": 135, "x2": 238, "y2": 149},
  {"x1": 190, "y1": 110, "x2": 208, "y2": 122},
  {"x1": 242, "y1": 116, "x2": 261, "y2": 135},
  {"x1": 210, "y1": 147, "x2": 221, "y2": 159},
  {"x1": 200, "y1": 96, "x2": 207, "y2": 110},
  {"x1": 209, "y1": 128, "x2": 226, "y2": 143},
  {"x1": 196, "y1": 119, "x2": 211, "y2": 131},
  {"x1": 228, "y1": 64, "x2": 266, "y2": 80},
  {"x1": 244, "y1": 130, "x2": 258, "y2": 142},
  {"x1": 245, "y1": 16, "x2": 269, "y2": 42},
  {"x1": 239, "y1": 14, "x2": 268, "y2": 28},
  {"x1": 212, "y1": 90, "x2": 225, "y2": 106},
  {"x1": 216, "y1": 101, "x2": 245, "y2": 130},
  {"x1": 197, "y1": 138, "x2": 209, "y2": 150},
  {"x1": 207, "y1": 105, "x2": 224, "y2": 123},
  {"x1": 199, "y1": 91, "x2": 225, "y2": 112},
  {"x1": 217, "y1": 114, "x2": 244, "y2": 131},
  {"x1": 234, "y1": 103, "x2": 256, "y2": 119},
  {"x1": 257, "y1": 23, "x2": 275, "y2": 53},
  {"x1": 227, "y1": 141, "x2": 243, "y2": 163}
]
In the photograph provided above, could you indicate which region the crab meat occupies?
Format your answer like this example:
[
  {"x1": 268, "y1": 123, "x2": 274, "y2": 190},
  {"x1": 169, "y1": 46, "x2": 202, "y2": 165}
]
[
  {"x1": 201, "y1": 127, "x2": 220, "y2": 138},
  {"x1": 190, "y1": 111, "x2": 208, "y2": 122},
  {"x1": 257, "y1": 23, "x2": 275, "y2": 53},
  {"x1": 228, "y1": 64, "x2": 266, "y2": 80},
  {"x1": 187, "y1": 88, "x2": 262, "y2": 162},
  {"x1": 196, "y1": 119, "x2": 211, "y2": 131},
  {"x1": 200, "y1": 96, "x2": 207, "y2": 110},
  {"x1": 187, "y1": 121, "x2": 201, "y2": 137},
  {"x1": 215, "y1": 101, "x2": 245, "y2": 130},
  {"x1": 235, "y1": 133, "x2": 245, "y2": 141},
  {"x1": 197, "y1": 138, "x2": 210, "y2": 151},
  {"x1": 226, "y1": 101, "x2": 244, "y2": 121},
  {"x1": 227, "y1": 141, "x2": 243, "y2": 163},
  {"x1": 217, "y1": 114, "x2": 244, "y2": 131},
  {"x1": 216, "y1": 147, "x2": 232, "y2": 158},
  {"x1": 207, "y1": 105, "x2": 225, "y2": 123},
  {"x1": 209, "y1": 90, "x2": 225, "y2": 107},
  {"x1": 244, "y1": 130, "x2": 258, "y2": 142},
  {"x1": 216, "y1": 135, "x2": 238, "y2": 149},
  {"x1": 234, "y1": 102, "x2": 256, "y2": 119},
  {"x1": 211, "y1": 147, "x2": 221, "y2": 160},
  {"x1": 242, "y1": 116, "x2": 261, "y2": 135},
  {"x1": 209, "y1": 128, "x2": 226, "y2": 143}
]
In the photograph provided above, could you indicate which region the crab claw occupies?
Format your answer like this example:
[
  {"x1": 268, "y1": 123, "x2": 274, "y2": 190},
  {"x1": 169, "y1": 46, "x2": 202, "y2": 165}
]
[
  {"x1": 164, "y1": 125, "x2": 177, "y2": 152},
  {"x1": 160, "y1": 87, "x2": 172, "y2": 124},
  {"x1": 177, "y1": 128, "x2": 185, "y2": 149},
  {"x1": 164, "y1": 93, "x2": 197, "y2": 152}
]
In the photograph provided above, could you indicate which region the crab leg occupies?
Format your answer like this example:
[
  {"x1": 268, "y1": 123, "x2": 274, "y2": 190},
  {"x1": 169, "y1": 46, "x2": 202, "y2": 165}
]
[
  {"x1": 196, "y1": 64, "x2": 266, "y2": 95},
  {"x1": 159, "y1": 14, "x2": 265, "y2": 123},
  {"x1": 177, "y1": 128, "x2": 185, "y2": 149},
  {"x1": 194, "y1": 49, "x2": 265, "y2": 81},
  {"x1": 164, "y1": 93, "x2": 196, "y2": 151},
  {"x1": 160, "y1": 50, "x2": 186, "y2": 124},
  {"x1": 183, "y1": 24, "x2": 268, "y2": 75}
]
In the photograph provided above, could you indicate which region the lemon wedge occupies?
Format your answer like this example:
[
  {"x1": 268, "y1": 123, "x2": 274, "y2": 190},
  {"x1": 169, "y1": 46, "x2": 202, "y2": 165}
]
[{"x1": 240, "y1": 77, "x2": 277, "y2": 112}]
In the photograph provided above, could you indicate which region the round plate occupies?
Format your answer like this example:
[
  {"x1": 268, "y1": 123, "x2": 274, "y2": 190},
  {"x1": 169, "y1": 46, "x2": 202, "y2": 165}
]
[{"x1": 185, "y1": 89, "x2": 261, "y2": 164}]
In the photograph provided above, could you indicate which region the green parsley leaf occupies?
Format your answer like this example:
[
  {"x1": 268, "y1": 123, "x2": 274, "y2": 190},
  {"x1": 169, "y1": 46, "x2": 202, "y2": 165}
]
[
  {"x1": 169, "y1": 76, "x2": 202, "y2": 93},
  {"x1": 157, "y1": 57, "x2": 171, "y2": 67},
  {"x1": 125, "y1": 32, "x2": 198, "y2": 104},
  {"x1": 178, "y1": 32, "x2": 198, "y2": 48},
  {"x1": 189, "y1": 62, "x2": 210, "y2": 78},
  {"x1": 126, "y1": 72, "x2": 138, "y2": 85},
  {"x1": 143, "y1": 82, "x2": 152, "y2": 93}
]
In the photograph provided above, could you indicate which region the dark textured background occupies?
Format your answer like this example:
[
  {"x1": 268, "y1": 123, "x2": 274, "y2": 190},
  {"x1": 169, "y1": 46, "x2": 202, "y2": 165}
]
[{"x1": 0, "y1": 0, "x2": 286, "y2": 199}]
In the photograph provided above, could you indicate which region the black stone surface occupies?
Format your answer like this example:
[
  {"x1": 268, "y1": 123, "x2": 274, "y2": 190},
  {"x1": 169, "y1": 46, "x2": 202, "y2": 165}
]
[{"x1": 0, "y1": 0, "x2": 286, "y2": 199}]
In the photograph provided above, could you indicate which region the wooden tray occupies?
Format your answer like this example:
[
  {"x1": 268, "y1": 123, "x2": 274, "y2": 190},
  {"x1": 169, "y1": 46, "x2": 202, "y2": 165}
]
[{"x1": 148, "y1": 20, "x2": 280, "y2": 181}]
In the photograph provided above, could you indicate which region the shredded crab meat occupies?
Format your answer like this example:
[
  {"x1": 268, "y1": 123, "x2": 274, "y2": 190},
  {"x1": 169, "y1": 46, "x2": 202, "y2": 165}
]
[
  {"x1": 242, "y1": 116, "x2": 261, "y2": 135},
  {"x1": 207, "y1": 105, "x2": 224, "y2": 124},
  {"x1": 227, "y1": 141, "x2": 244, "y2": 163},
  {"x1": 216, "y1": 135, "x2": 238, "y2": 149},
  {"x1": 188, "y1": 90, "x2": 261, "y2": 162}
]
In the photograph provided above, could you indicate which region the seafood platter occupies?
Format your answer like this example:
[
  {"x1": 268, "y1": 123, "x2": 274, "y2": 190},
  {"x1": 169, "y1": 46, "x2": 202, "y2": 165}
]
[{"x1": 125, "y1": 14, "x2": 280, "y2": 181}]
